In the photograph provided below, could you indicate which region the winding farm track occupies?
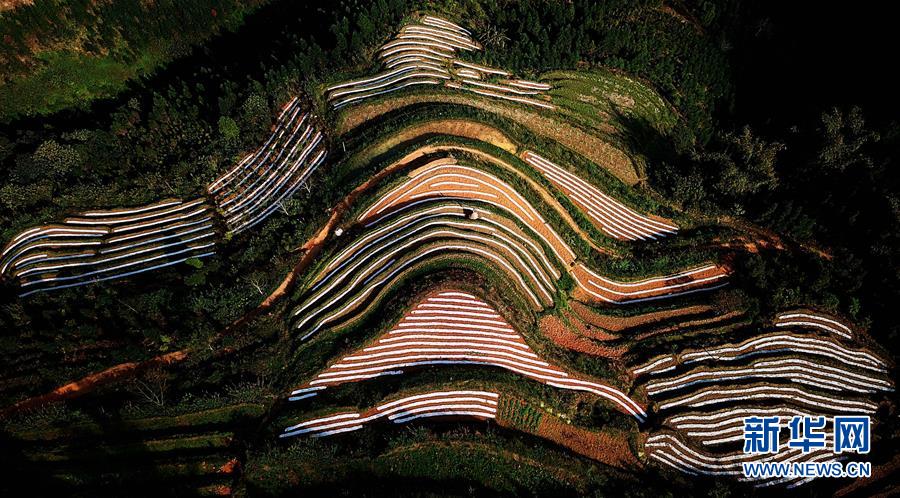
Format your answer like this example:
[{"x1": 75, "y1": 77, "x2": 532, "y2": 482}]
[{"x1": 289, "y1": 290, "x2": 647, "y2": 421}]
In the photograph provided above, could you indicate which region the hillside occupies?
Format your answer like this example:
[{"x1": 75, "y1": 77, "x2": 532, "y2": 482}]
[{"x1": 1, "y1": 2, "x2": 897, "y2": 497}]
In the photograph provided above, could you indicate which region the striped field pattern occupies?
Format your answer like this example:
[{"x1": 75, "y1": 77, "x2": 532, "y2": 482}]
[
  {"x1": 352, "y1": 157, "x2": 726, "y2": 306},
  {"x1": 646, "y1": 431, "x2": 839, "y2": 488},
  {"x1": 0, "y1": 198, "x2": 217, "y2": 296},
  {"x1": 632, "y1": 313, "x2": 892, "y2": 487},
  {"x1": 523, "y1": 151, "x2": 677, "y2": 241},
  {"x1": 326, "y1": 15, "x2": 554, "y2": 110},
  {"x1": 208, "y1": 96, "x2": 327, "y2": 234},
  {"x1": 290, "y1": 201, "x2": 561, "y2": 339},
  {"x1": 280, "y1": 390, "x2": 499, "y2": 438},
  {"x1": 289, "y1": 290, "x2": 647, "y2": 421},
  {"x1": 774, "y1": 310, "x2": 853, "y2": 339}
]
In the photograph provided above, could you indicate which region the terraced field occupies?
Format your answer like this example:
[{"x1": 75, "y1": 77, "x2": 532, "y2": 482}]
[
  {"x1": 0, "y1": 97, "x2": 327, "y2": 295},
  {"x1": 2, "y1": 11, "x2": 895, "y2": 497}
]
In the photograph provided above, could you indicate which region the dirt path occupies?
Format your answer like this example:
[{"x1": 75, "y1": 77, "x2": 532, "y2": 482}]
[
  {"x1": 336, "y1": 92, "x2": 641, "y2": 185},
  {"x1": 0, "y1": 351, "x2": 187, "y2": 418}
]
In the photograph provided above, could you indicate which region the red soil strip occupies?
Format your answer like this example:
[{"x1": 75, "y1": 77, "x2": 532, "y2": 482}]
[
  {"x1": 203, "y1": 485, "x2": 232, "y2": 496},
  {"x1": 360, "y1": 159, "x2": 579, "y2": 267},
  {"x1": 570, "y1": 301, "x2": 714, "y2": 332},
  {"x1": 395, "y1": 143, "x2": 611, "y2": 256},
  {"x1": 563, "y1": 309, "x2": 619, "y2": 341},
  {"x1": 533, "y1": 416, "x2": 640, "y2": 469},
  {"x1": 0, "y1": 351, "x2": 187, "y2": 418},
  {"x1": 539, "y1": 315, "x2": 625, "y2": 358},
  {"x1": 219, "y1": 458, "x2": 240, "y2": 474}
]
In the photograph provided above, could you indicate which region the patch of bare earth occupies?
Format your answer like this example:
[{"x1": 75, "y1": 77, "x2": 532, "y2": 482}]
[
  {"x1": 539, "y1": 315, "x2": 625, "y2": 358},
  {"x1": 562, "y1": 309, "x2": 619, "y2": 341}
]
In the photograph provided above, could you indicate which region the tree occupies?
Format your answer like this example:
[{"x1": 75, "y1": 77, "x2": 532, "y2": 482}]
[
  {"x1": 694, "y1": 125, "x2": 784, "y2": 213},
  {"x1": 218, "y1": 115, "x2": 240, "y2": 143},
  {"x1": 815, "y1": 106, "x2": 879, "y2": 173},
  {"x1": 31, "y1": 139, "x2": 81, "y2": 178}
]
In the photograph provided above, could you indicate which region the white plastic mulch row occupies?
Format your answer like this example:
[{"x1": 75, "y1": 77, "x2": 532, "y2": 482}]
[
  {"x1": 664, "y1": 407, "x2": 814, "y2": 446},
  {"x1": 658, "y1": 384, "x2": 879, "y2": 414},
  {"x1": 280, "y1": 390, "x2": 499, "y2": 438},
  {"x1": 325, "y1": 15, "x2": 554, "y2": 110},
  {"x1": 290, "y1": 205, "x2": 561, "y2": 339},
  {"x1": 0, "y1": 198, "x2": 217, "y2": 296},
  {"x1": 637, "y1": 321, "x2": 888, "y2": 487},
  {"x1": 356, "y1": 159, "x2": 574, "y2": 266},
  {"x1": 775, "y1": 311, "x2": 853, "y2": 339},
  {"x1": 681, "y1": 332, "x2": 885, "y2": 371},
  {"x1": 646, "y1": 432, "x2": 839, "y2": 488},
  {"x1": 523, "y1": 151, "x2": 677, "y2": 241},
  {"x1": 353, "y1": 157, "x2": 723, "y2": 304},
  {"x1": 644, "y1": 357, "x2": 892, "y2": 396},
  {"x1": 573, "y1": 263, "x2": 729, "y2": 305},
  {"x1": 289, "y1": 290, "x2": 647, "y2": 421},
  {"x1": 632, "y1": 354, "x2": 676, "y2": 377},
  {"x1": 208, "y1": 97, "x2": 327, "y2": 234},
  {"x1": 293, "y1": 158, "x2": 728, "y2": 343}
]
